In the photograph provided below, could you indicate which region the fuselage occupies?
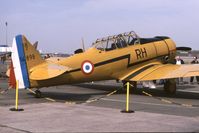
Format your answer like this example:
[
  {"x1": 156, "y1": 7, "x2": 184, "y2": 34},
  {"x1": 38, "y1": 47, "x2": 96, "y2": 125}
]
[{"x1": 30, "y1": 37, "x2": 176, "y2": 88}]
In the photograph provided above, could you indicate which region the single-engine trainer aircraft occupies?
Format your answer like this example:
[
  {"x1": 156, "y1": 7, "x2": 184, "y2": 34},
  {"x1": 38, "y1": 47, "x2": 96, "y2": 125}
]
[{"x1": 8, "y1": 31, "x2": 199, "y2": 97}]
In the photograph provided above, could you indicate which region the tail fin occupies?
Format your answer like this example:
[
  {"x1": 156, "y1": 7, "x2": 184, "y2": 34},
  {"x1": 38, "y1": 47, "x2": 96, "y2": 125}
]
[{"x1": 11, "y1": 35, "x2": 45, "y2": 89}]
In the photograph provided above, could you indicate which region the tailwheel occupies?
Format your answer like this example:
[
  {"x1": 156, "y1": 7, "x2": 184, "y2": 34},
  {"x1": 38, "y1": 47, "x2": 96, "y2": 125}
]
[
  {"x1": 164, "y1": 79, "x2": 176, "y2": 94},
  {"x1": 35, "y1": 90, "x2": 42, "y2": 98}
]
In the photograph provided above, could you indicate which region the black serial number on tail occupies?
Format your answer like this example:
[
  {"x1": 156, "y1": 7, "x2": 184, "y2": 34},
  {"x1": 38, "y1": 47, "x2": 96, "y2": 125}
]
[
  {"x1": 135, "y1": 48, "x2": 148, "y2": 60},
  {"x1": 26, "y1": 54, "x2": 35, "y2": 61}
]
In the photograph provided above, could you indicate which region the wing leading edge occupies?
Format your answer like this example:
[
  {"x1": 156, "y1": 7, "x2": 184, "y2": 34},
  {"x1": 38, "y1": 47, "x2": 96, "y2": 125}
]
[{"x1": 120, "y1": 64, "x2": 199, "y2": 81}]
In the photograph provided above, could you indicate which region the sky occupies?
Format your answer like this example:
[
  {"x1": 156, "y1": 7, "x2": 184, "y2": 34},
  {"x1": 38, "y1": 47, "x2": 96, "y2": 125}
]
[{"x1": 0, "y1": 0, "x2": 199, "y2": 54}]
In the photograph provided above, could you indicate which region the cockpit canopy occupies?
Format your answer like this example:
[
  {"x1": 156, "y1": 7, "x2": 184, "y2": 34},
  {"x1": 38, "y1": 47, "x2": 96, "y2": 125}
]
[{"x1": 92, "y1": 31, "x2": 140, "y2": 51}]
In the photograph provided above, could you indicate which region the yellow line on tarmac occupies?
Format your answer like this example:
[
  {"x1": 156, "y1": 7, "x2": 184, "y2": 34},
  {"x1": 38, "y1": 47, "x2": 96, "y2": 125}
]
[
  {"x1": 106, "y1": 90, "x2": 117, "y2": 96},
  {"x1": 65, "y1": 101, "x2": 76, "y2": 104},
  {"x1": 28, "y1": 89, "x2": 36, "y2": 94},
  {"x1": 0, "y1": 88, "x2": 10, "y2": 94},
  {"x1": 161, "y1": 99, "x2": 172, "y2": 104},
  {"x1": 27, "y1": 88, "x2": 118, "y2": 105},
  {"x1": 142, "y1": 90, "x2": 196, "y2": 108},
  {"x1": 28, "y1": 89, "x2": 56, "y2": 102},
  {"x1": 142, "y1": 91, "x2": 152, "y2": 97},
  {"x1": 182, "y1": 104, "x2": 193, "y2": 107},
  {"x1": 45, "y1": 97, "x2": 56, "y2": 102},
  {"x1": 86, "y1": 99, "x2": 98, "y2": 103}
]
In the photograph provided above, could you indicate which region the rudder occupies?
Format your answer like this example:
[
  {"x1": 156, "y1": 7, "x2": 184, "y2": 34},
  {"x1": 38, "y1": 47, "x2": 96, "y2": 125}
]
[{"x1": 11, "y1": 35, "x2": 45, "y2": 89}]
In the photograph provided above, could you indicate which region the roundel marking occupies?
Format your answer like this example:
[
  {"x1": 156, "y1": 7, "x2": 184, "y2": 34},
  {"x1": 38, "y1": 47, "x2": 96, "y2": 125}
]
[{"x1": 81, "y1": 60, "x2": 94, "y2": 75}]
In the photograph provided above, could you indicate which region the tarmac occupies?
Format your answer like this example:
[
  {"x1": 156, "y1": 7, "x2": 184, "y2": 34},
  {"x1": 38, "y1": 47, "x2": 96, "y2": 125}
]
[
  {"x1": 0, "y1": 79, "x2": 199, "y2": 132},
  {"x1": 1, "y1": 103, "x2": 199, "y2": 132}
]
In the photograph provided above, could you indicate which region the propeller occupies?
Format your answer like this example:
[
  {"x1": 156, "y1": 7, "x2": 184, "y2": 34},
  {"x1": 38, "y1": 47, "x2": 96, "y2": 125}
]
[{"x1": 176, "y1": 47, "x2": 192, "y2": 51}]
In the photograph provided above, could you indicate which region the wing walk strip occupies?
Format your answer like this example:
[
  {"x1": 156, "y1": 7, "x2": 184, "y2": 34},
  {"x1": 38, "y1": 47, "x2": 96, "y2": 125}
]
[{"x1": 27, "y1": 87, "x2": 199, "y2": 108}]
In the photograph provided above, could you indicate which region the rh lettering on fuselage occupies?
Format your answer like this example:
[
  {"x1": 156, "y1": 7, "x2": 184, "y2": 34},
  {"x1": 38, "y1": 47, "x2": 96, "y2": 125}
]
[{"x1": 135, "y1": 48, "x2": 148, "y2": 60}]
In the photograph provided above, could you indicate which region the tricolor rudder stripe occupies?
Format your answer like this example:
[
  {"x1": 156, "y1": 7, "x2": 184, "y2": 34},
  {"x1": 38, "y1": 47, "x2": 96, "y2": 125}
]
[{"x1": 12, "y1": 35, "x2": 30, "y2": 89}]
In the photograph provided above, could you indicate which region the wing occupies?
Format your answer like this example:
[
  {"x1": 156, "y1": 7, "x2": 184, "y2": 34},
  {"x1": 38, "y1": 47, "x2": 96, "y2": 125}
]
[
  {"x1": 29, "y1": 62, "x2": 72, "y2": 80},
  {"x1": 119, "y1": 64, "x2": 199, "y2": 81}
]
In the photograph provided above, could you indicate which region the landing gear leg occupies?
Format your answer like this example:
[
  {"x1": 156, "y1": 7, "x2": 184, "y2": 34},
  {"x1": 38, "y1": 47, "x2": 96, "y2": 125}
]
[
  {"x1": 164, "y1": 79, "x2": 176, "y2": 94},
  {"x1": 34, "y1": 89, "x2": 42, "y2": 98},
  {"x1": 122, "y1": 81, "x2": 137, "y2": 92}
]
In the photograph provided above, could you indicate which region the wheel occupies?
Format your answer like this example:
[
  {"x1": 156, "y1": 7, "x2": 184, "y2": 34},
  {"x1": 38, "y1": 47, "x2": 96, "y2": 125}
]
[
  {"x1": 35, "y1": 90, "x2": 42, "y2": 98},
  {"x1": 164, "y1": 79, "x2": 176, "y2": 94}
]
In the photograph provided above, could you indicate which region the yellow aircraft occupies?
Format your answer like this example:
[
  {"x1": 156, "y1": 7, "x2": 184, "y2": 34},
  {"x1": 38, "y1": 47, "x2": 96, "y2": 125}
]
[{"x1": 9, "y1": 31, "x2": 199, "y2": 97}]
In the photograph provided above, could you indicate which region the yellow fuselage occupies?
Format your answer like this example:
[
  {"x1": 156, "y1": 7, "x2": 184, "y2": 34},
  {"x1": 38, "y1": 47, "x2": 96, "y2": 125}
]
[{"x1": 30, "y1": 38, "x2": 176, "y2": 88}]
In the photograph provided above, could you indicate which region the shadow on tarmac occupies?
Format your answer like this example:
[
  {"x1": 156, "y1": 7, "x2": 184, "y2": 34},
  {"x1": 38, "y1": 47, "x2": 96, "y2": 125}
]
[
  {"x1": 72, "y1": 83, "x2": 199, "y2": 100},
  {"x1": 2, "y1": 79, "x2": 199, "y2": 104},
  {"x1": 27, "y1": 91, "x2": 109, "y2": 103}
]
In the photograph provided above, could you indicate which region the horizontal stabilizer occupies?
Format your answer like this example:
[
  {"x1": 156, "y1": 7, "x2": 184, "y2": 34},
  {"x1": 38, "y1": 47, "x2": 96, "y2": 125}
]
[{"x1": 29, "y1": 63, "x2": 72, "y2": 80}]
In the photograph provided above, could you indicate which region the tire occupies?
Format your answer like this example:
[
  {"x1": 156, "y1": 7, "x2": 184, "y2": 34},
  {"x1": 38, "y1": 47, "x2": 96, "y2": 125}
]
[{"x1": 164, "y1": 79, "x2": 176, "y2": 94}]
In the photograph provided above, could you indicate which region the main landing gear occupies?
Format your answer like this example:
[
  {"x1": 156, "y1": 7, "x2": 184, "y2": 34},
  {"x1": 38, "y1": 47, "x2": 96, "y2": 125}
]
[
  {"x1": 34, "y1": 89, "x2": 42, "y2": 98},
  {"x1": 122, "y1": 79, "x2": 177, "y2": 95},
  {"x1": 163, "y1": 79, "x2": 176, "y2": 94},
  {"x1": 122, "y1": 81, "x2": 137, "y2": 90}
]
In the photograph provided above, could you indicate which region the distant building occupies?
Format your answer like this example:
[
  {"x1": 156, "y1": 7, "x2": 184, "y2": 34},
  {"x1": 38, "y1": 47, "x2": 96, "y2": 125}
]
[
  {"x1": 41, "y1": 52, "x2": 70, "y2": 59},
  {"x1": 177, "y1": 50, "x2": 199, "y2": 64},
  {"x1": 0, "y1": 45, "x2": 12, "y2": 53},
  {"x1": 190, "y1": 50, "x2": 199, "y2": 57},
  {"x1": 177, "y1": 50, "x2": 199, "y2": 57}
]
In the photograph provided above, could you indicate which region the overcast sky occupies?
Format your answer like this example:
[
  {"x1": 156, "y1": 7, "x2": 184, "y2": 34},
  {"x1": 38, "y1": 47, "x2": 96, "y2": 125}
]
[{"x1": 0, "y1": 0, "x2": 199, "y2": 53}]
